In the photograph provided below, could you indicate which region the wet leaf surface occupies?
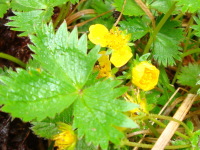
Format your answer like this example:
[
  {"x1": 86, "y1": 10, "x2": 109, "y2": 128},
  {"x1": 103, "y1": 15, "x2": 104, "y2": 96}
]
[{"x1": 0, "y1": 12, "x2": 48, "y2": 150}]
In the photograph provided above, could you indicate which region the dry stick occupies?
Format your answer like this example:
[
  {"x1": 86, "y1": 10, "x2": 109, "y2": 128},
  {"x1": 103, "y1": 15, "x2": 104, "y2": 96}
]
[
  {"x1": 114, "y1": 0, "x2": 126, "y2": 26},
  {"x1": 66, "y1": 9, "x2": 96, "y2": 25},
  {"x1": 132, "y1": 88, "x2": 185, "y2": 150},
  {"x1": 159, "y1": 87, "x2": 188, "y2": 115},
  {"x1": 67, "y1": 0, "x2": 86, "y2": 17},
  {"x1": 67, "y1": 9, "x2": 114, "y2": 29},
  {"x1": 151, "y1": 94, "x2": 197, "y2": 150},
  {"x1": 134, "y1": 0, "x2": 155, "y2": 28}
]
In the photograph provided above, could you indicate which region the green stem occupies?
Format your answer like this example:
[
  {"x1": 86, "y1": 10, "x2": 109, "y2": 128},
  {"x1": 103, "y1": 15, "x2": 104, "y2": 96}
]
[
  {"x1": 144, "y1": 120, "x2": 159, "y2": 137},
  {"x1": 143, "y1": 2, "x2": 176, "y2": 54},
  {"x1": 124, "y1": 140, "x2": 190, "y2": 149},
  {"x1": 0, "y1": 53, "x2": 26, "y2": 68},
  {"x1": 173, "y1": 13, "x2": 183, "y2": 21},
  {"x1": 149, "y1": 114, "x2": 193, "y2": 137},
  {"x1": 150, "y1": 118, "x2": 189, "y2": 139},
  {"x1": 181, "y1": 48, "x2": 200, "y2": 58},
  {"x1": 132, "y1": 114, "x2": 192, "y2": 137}
]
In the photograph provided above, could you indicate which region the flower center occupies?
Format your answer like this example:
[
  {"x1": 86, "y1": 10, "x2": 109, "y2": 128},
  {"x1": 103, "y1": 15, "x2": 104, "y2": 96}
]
[
  {"x1": 104, "y1": 28, "x2": 129, "y2": 50},
  {"x1": 140, "y1": 68, "x2": 154, "y2": 84}
]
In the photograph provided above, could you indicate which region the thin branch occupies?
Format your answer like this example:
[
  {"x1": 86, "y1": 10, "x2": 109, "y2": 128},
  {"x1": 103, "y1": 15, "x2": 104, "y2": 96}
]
[{"x1": 134, "y1": 0, "x2": 155, "y2": 28}]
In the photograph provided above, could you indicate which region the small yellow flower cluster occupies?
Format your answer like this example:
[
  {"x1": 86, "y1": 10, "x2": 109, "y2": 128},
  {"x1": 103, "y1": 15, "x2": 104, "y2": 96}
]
[
  {"x1": 131, "y1": 61, "x2": 160, "y2": 91},
  {"x1": 96, "y1": 51, "x2": 112, "y2": 78},
  {"x1": 124, "y1": 92, "x2": 148, "y2": 115},
  {"x1": 88, "y1": 24, "x2": 133, "y2": 67},
  {"x1": 53, "y1": 123, "x2": 76, "y2": 150}
]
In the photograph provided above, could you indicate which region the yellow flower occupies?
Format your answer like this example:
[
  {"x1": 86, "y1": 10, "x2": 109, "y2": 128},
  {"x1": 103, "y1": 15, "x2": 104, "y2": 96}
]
[
  {"x1": 97, "y1": 51, "x2": 112, "y2": 78},
  {"x1": 88, "y1": 24, "x2": 133, "y2": 67},
  {"x1": 53, "y1": 123, "x2": 76, "y2": 150},
  {"x1": 124, "y1": 92, "x2": 148, "y2": 115},
  {"x1": 131, "y1": 61, "x2": 160, "y2": 91}
]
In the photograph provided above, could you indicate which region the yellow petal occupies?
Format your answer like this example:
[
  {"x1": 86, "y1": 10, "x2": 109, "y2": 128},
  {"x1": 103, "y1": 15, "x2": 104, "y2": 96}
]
[
  {"x1": 53, "y1": 123, "x2": 76, "y2": 150},
  {"x1": 88, "y1": 24, "x2": 109, "y2": 47},
  {"x1": 131, "y1": 61, "x2": 160, "y2": 91},
  {"x1": 110, "y1": 45, "x2": 133, "y2": 67}
]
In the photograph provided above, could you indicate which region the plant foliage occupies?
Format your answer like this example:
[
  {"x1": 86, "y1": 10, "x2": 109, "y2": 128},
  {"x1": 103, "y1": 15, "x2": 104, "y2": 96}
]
[
  {"x1": 175, "y1": 0, "x2": 200, "y2": 13},
  {"x1": 0, "y1": 0, "x2": 10, "y2": 18},
  {"x1": 153, "y1": 19, "x2": 183, "y2": 66},
  {"x1": 1, "y1": 0, "x2": 200, "y2": 149},
  {"x1": 177, "y1": 63, "x2": 200, "y2": 87},
  {"x1": 0, "y1": 22, "x2": 138, "y2": 149},
  {"x1": 113, "y1": 0, "x2": 144, "y2": 16}
]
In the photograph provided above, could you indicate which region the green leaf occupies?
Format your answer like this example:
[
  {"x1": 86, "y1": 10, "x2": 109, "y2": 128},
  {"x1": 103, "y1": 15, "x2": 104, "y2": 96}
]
[
  {"x1": 177, "y1": 63, "x2": 200, "y2": 87},
  {"x1": 15, "y1": 0, "x2": 47, "y2": 9},
  {"x1": 113, "y1": 0, "x2": 144, "y2": 16},
  {"x1": 190, "y1": 130, "x2": 200, "y2": 148},
  {"x1": 0, "y1": 0, "x2": 10, "y2": 18},
  {"x1": 0, "y1": 22, "x2": 100, "y2": 121},
  {"x1": 73, "y1": 79, "x2": 138, "y2": 150},
  {"x1": 153, "y1": 19, "x2": 183, "y2": 66},
  {"x1": 70, "y1": 0, "x2": 79, "y2": 4},
  {"x1": 14, "y1": 0, "x2": 70, "y2": 9},
  {"x1": 0, "y1": 67, "x2": 10, "y2": 77},
  {"x1": 175, "y1": 0, "x2": 200, "y2": 13},
  {"x1": 10, "y1": 0, "x2": 35, "y2": 11},
  {"x1": 0, "y1": 21, "x2": 138, "y2": 149},
  {"x1": 7, "y1": 9, "x2": 53, "y2": 36},
  {"x1": 31, "y1": 106, "x2": 74, "y2": 139},
  {"x1": 29, "y1": 22, "x2": 100, "y2": 88},
  {"x1": 192, "y1": 16, "x2": 200, "y2": 37},
  {"x1": 150, "y1": 0, "x2": 174, "y2": 14},
  {"x1": 0, "y1": 68, "x2": 78, "y2": 121},
  {"x1": 186, "y1": 121, "x2": 194, "y2": 132},
  {"x1": 31, "y1": 109, "x2": 73, "y2": 139},
  {"x1": 90, "y1": 0, "x2": 113, "y2": 17},
  {"x1": 31, "y1": 122, "x2": 59, "y2": 139},
  {"x1": 119, "y1": 17, "x2": 149, "y2": 41},
  {"x1": 76, "y1": 137, "x2": 97, "y2": 150}
]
